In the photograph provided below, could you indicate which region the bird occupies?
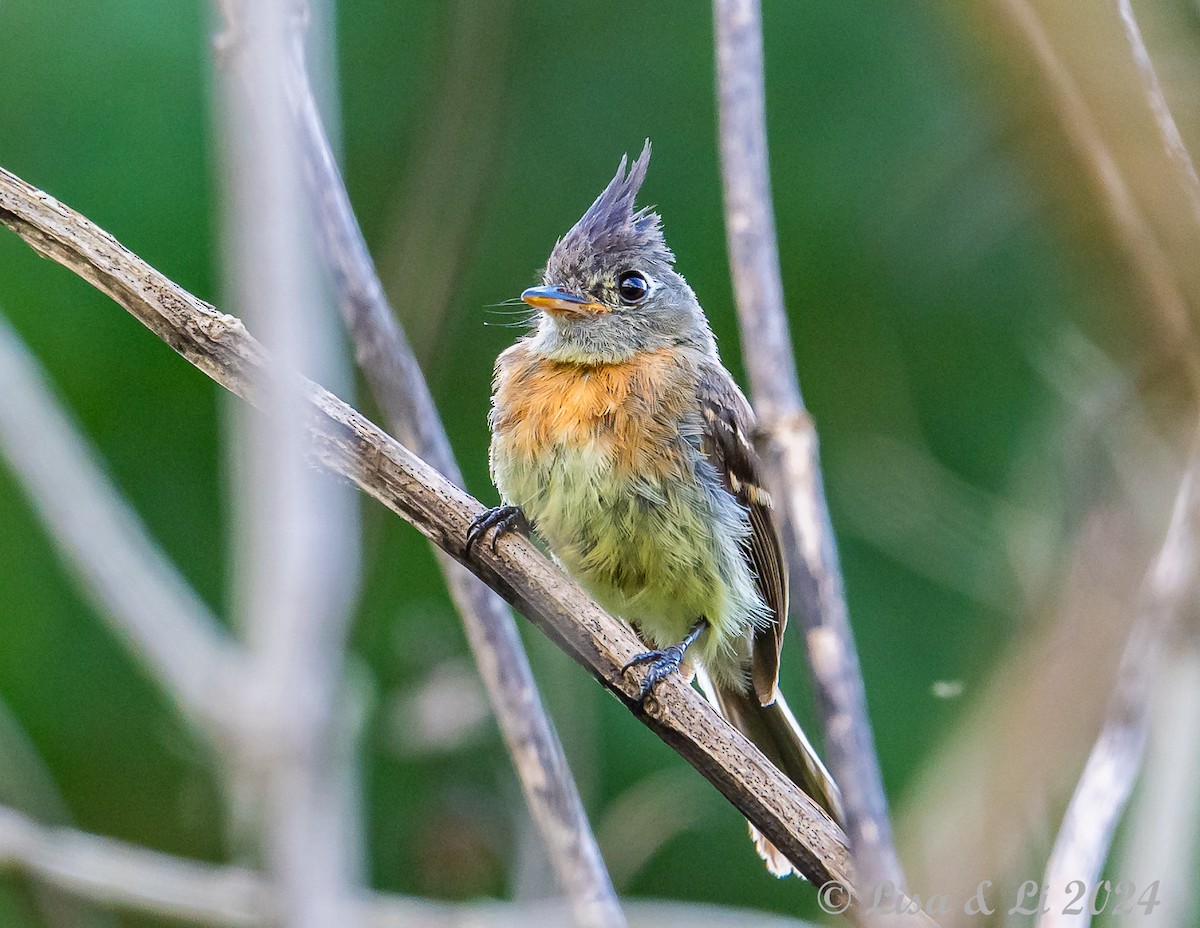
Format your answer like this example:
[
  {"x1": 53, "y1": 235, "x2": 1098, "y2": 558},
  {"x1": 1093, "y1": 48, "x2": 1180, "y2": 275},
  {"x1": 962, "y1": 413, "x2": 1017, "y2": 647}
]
[{"x1": 468, "y1": 140, "x2": 842, "y2": 876}]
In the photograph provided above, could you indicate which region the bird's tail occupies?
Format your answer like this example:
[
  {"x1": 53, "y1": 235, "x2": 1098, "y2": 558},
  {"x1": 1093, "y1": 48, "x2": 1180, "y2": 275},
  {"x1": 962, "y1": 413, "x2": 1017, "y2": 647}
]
[{"x1": 700, "y1": 674, "x2": 843, "y2": 878}]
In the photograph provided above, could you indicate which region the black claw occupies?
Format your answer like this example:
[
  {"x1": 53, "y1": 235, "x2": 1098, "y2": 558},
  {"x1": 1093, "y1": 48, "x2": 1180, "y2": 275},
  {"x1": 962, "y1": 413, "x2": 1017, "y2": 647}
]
[
  {"x1": 622, "y1": 645, "x2": 688, "y2": 701},
  {"x1": 465, "y1": 505, "x2": 528, "y2": 556},
  {"x1": 620, "y1": 618, "x2": 708, "y2": 702}
]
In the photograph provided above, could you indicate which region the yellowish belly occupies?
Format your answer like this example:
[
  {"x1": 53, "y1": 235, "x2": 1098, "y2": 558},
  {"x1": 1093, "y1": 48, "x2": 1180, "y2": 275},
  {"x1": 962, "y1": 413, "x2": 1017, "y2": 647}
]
[
  {"x1": 492, "y1": 438, "x2": 748, "y2": 651},
  {"x1": 486, "y1": 343, "x2": 766, "y2": 680}
]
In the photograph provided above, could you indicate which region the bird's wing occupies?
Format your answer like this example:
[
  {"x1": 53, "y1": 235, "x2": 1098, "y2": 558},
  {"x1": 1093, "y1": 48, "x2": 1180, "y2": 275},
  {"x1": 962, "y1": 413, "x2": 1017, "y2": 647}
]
[{"x1": 697, "y1": 364, "x2": 788, "y2": 706}]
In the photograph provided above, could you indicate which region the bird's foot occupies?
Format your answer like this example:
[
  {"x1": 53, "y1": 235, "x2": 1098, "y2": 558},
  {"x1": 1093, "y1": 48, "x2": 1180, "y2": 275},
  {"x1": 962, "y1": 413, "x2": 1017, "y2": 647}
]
[
  {"x1": 621, "y1": 619, "x2": 708, "y2": 702},
  {"x1": 464, "y1": 505, "x2": 529, "y2": 555}
]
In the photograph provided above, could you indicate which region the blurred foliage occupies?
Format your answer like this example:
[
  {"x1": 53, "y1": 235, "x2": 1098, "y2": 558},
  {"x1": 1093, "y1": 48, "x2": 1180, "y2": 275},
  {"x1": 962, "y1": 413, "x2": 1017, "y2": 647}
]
[{"x1": 1, "y1": 0, "x2": 1197, "y2": 925}]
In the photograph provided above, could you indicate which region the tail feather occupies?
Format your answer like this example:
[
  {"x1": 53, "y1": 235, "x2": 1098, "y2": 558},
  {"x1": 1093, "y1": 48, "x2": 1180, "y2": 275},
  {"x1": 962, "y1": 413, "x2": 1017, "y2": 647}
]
[{"x1": 698, "y1": 672, "x2": 842, "y2": 879}]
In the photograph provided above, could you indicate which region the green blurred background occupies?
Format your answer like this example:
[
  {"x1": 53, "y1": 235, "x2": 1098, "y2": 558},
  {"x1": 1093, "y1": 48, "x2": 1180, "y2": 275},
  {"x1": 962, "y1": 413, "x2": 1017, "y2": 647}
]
[{"x1": 2, "y1": 0, "x2": 1198, "y2": 925}]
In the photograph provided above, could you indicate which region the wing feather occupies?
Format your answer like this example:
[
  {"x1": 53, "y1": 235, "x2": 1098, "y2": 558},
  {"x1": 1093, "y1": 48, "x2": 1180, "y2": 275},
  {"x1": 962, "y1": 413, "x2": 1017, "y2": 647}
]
[{"x1": 697, "y1": 366, "x2": 788, "y2": 706}]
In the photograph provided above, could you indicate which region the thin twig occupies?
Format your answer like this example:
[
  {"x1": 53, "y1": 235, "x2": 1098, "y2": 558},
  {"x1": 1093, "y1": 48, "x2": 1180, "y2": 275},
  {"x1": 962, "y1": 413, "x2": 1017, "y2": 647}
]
[
  {"x1": 0, "y1": 165, "x2": 869, "y2": 902},
  {"x1": 1121, "y1": 645, "x2": 1200, "y2": 928},
  {"x1": 993, "y1": 0, "x2": 1199, "y2": 386},
  {"x1": 0, "y1": 804, "x2": 817, "y2": 928},
  {"x1": 712, "y1": 0, "x2": 905, "y2": 896},
  {"x1": 0, "y1": 804, "x2": 264, "y2": 928},
  {"x1": 375, "y1": 0, "x2": 515, "y2": 363},
  {"x1": 895, "y1": 507, "x2": 1142, "y2": 922},
  {"x1": 992, "y1": 4, "x2": 1200, "y2": 915},
  {"x1": 0, "y1": 311, "x2": 244, "y2": 741},
  {"x1": 1114, "y1": 0, "x2": 1200, "y2": 226},
  {"x1": 216, "y1": 2, "x2": 363, "y2": 924},
  {"x1": 1038, "y1": 449, "x2": 1200, "y2": 928},
  {"x1": 276, "y1": 22, "x2": 623, "y2": 928}
]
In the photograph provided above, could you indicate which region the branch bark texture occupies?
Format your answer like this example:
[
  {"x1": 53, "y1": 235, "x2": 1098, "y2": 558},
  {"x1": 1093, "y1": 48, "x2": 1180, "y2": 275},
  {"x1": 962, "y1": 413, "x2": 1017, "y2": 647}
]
[
  {"x1": 713, "y1": 0, "x2": 905, "y2": 895},
  {"x1": 277, "y1": 30, "x2": 622, "y2": 928},
  {"x1": 0, "y1": 165, "x2": 860, "y2": 900}
]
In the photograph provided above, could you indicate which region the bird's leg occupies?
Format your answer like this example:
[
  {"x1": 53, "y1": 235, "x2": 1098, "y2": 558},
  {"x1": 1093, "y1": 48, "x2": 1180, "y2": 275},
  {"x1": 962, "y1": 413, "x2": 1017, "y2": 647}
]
[
  {"x1": 464, "y1": 505, "x2": 529, "y2": 555},
  {"x1": 621, "y1": 618, "x2": 709, "y2": 701}
]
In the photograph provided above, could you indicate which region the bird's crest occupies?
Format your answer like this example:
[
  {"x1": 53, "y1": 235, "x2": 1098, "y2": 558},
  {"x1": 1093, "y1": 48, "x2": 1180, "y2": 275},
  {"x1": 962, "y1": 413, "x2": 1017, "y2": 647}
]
[{"x1": 555, "y1": 140, "x2": 674, "y2": 268}]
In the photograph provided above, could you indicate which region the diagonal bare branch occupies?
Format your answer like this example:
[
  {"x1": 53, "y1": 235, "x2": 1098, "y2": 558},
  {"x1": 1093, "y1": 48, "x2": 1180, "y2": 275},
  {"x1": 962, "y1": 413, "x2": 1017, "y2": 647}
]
[
  {"x1": 0, "y1": 164, "x2": 869, "y2": 903},
  {"x1": 713, "y1": 0, "x2": 905, "y2": 895},
  {"x1": 0, "y1": 310, "x2": 244, "y2": 741},
  {"x1": 1039, "y1": 443, "x2": 1200, "y2": 928},
  {"x1": 990, "y1": 0, "x2": 1199, "y2": 385},
  {"x1": 275, "y1": 22, "x2": 622, "y2": 927},
  {"x1": 1120, "y1": 643, "x2": 1200, "y2": 928},
  {"x1": 1114, "y1": 0, "x2": 1200, "y2": 226}
]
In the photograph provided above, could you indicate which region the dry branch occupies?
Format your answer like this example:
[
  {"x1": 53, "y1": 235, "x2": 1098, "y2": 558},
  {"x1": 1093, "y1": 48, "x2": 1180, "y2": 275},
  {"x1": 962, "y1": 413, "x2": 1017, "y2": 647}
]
[
  {"x1": 1114, "y1": 0, "x2": 1200, "y2": 225},
  {"x1": 894, "y1": 508, "x2": 1142, "y2": 924},
  {"x1": 1039, "y1": 450, "x2": 1200, "y2": 928},
  {"x1": 277, "y1": 25, "x2": 621, "y2": 927},
  {"x1": 1121, "y1": 646, "x2": 1200, "y2": 928},
  {"x1": 0, "y1": 311, "x2": 245, "y2": 741},
  {"x1": 985, "y1": 3, "x2": 1200, "y2": 919},
  {"x1": 216, "y1": 5, "x2": 366, "y2": 925},
  {"x1": 0, "y1": 804, "x2": 816, "y2": 928},
  {"x1": 0, "y1": 804, "x2": 263, "y2": 928},
  {"x1": 713, "y1": 0, "x2": 905, "y2": 895},
  {"x1": 0, "y1": 167, "x2": 865, "y2": 900},
  {"x1": 991, "y1": 0, "x2": 1199, "y2": 384}
]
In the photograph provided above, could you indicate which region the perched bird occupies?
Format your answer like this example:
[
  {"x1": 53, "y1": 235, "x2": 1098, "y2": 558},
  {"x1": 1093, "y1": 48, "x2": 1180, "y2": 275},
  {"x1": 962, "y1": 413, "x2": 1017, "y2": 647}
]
[{"x1": 469, "y1": 141, "x2": 842, "y2": 876}]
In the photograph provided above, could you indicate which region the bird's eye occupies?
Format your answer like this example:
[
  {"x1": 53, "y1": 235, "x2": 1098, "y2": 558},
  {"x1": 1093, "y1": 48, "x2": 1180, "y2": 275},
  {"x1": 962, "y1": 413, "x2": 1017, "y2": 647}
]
[{"x1": 617, "y1": 271, "x2": 650, "y2": 305}]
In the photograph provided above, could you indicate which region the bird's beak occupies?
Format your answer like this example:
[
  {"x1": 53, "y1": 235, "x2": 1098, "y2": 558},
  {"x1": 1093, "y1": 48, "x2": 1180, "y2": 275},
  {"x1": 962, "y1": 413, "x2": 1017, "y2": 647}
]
[{"x1": 520, "y1": 286, "x2": 609, "y2": 316}]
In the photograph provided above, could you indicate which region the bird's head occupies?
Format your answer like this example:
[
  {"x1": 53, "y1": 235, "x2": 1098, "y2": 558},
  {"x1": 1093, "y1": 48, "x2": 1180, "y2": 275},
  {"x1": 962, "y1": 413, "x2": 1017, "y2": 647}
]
[{"x1": 521, "y1": 141, "x2": 713, "y2": 364}]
